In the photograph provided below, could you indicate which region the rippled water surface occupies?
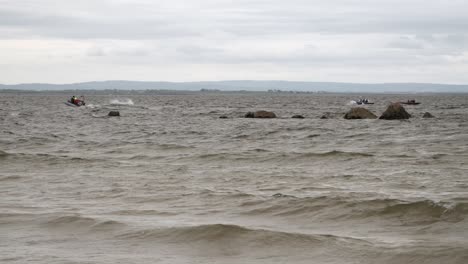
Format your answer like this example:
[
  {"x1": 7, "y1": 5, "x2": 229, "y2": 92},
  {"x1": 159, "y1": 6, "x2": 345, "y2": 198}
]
[{"x1": 1, "y1": 92, "x2": 468, "y2": 263}]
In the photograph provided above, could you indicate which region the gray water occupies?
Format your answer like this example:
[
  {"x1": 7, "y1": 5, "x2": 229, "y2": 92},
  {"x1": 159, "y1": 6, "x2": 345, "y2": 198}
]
[{"x1": 1, "y1": 92, "x2": 468, "y2": 264}]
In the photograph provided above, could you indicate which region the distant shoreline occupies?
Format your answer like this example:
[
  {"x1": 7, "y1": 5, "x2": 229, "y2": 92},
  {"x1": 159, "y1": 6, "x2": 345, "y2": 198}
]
[
  {"x1": 1, "y1": 89, "x2": 467, "y2": 95},
  {"x1": 1, "y1": 80, "x2": 468, "y2": 93}
]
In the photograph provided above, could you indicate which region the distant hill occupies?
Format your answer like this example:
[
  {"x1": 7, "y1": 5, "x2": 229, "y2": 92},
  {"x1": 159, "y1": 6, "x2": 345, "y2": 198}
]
[{"x1": 1, "y1": 80, "x2": 467, "y2": 93}]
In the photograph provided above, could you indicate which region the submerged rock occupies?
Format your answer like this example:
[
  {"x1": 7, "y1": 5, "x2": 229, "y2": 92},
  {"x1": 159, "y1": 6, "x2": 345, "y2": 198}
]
[
  {"x1": 108, "y1": 111, "x2": 120, "y2": 117},
  {"x1": 291, "y1": 115, "x2": 304, "y2": 119},
  {"x1": 344, "y1": 107, "x2": 377, "y2": 119},
  {"x1": 379, "y1": 103, "x2": 411, "y2": 120},
  {"x1": 422, "y1": 112, "x2": 435, "y2": 118},
  {"x1": 245, "y1": 111, "x2": 276, "y2": 118}
]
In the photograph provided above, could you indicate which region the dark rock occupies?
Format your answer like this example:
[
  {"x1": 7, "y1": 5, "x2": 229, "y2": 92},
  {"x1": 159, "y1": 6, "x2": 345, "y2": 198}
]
[
  {"x1": 108, "y1": 111, "x2": 120, "y2": 117},
  {"x1": 320, "y1": 115, "x2": 328, "y2": 119},
  {"x1": 379, "y1": 103, "x2": 411, "y2": 120},
  {"x1": 291, "y1": 115, "x2": 304, "y2": 119},
  {"x1": 422, "y1": 112, "x2": 435, "y2": 118},
  {"x1": 244, "y1": 112, "x2": 255, "y2": 118},
  {"x1": 272, "y1": 193, "x2": 294, "y2": 198},
  {"x1": 344, "y1": 107, "x2": 377, "y2": 119},
  {"x1": 245, "y1": 111, "x2": 276, "y2": 118},
  {"x1": 219, "y1": 115, "x2": 228, "y2": 119},
  {"x1": 254, "y1": 111, "x2": 276, "y2": 118}
]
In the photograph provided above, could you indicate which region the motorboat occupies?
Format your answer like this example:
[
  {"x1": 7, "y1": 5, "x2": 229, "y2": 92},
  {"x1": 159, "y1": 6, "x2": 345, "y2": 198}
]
[
  {"x1": 65, "y1": 96, "x2": 86, "y2": 107},
  {"x1": 355, "y1": 99, "x2": 374, "y2": 105}
]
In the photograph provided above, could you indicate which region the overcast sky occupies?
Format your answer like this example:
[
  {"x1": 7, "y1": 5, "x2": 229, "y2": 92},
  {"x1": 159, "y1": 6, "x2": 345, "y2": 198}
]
[{"x1": 1, "y1": 0, "x2": 468, "y2": 84}]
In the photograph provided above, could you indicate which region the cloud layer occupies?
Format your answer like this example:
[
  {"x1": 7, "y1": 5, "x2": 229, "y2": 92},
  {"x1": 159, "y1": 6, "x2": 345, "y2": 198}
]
[{"x1": 1, "y1": 0, "x2": 468, "y2": 84}]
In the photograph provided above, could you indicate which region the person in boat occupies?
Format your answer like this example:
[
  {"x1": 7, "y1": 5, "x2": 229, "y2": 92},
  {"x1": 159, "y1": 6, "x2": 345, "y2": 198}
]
[
  {"x1": 70, "y1": 96, "x2": 76, "y2": 104},
  {"x1": 78, "y1": 96, "x2": 85, "y2": 106}
]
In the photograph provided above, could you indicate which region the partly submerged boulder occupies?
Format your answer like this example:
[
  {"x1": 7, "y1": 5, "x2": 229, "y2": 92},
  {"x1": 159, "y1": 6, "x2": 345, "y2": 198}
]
[
  {"x1": 422, "y1": 112, "x2": 435, "y2": 118},
  {"x1": 291, "y1": 115, "x2": 305, "y2": 119},
  {"x1": 344, "y1": 107, "x2": 377, "y2": 119},
  {"x1": 255, "y1": 111, "x2": 276, "y2": 118},
  {"x1": 108, "y1": 111, "x2": 120, "y2": 117},
  {"x1": 245, "y1": 111, "x2": 276, "y2": 118},
  {"x1": 379, "y1": 103, "x2": 411, "y2": 120},
  {"x1": 244, "y1": 112, "x2": 255, "y2": 118}
]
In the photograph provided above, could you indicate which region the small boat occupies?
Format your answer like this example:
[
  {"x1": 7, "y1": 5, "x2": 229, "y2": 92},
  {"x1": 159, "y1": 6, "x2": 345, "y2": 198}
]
[
  {"x1": 65, "y1": 96, "x2": 86, "y2": 107},
  {"x1": 400, "y1": 99, "x2": 420, "y2": 105},
  {"x1": 355, "y1": 99, "x2": 374, "y2": 105}
]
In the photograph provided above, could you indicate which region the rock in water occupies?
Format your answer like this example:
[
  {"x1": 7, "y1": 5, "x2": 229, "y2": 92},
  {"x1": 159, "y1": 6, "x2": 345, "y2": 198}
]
[
  {"x1": 291, "y1": 115, "x2": 304, "y2": 119},
  {"x1": 219, "y1": 115, "x2": 228, "y2": 119},
  {"x1": 244, "y1": 112, "x2": 255, "y2": 118},
  {"x1": 379, "y1": 103, "x2": 411, "y2": 120},
  {"x1": 344, "y1": 107, "x2": 377, "y2": 119},
  {"x1": 422, "y1": 112, "x2": 435, "y2": 118},
  {"x1": 245, "y1": 111, "x2": 276, "y2": 118},
  {"x1": 255, "y1": 111, "x2": 276, "y2": 118},
  {"x1": 108, "y1": 111, "x2": 120, "y2": 117}
]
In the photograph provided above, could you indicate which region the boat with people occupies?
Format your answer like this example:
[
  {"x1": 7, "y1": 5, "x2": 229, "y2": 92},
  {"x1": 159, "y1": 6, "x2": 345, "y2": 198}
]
[
  {"x1": 400, "y1": 99, "x2": 420, "y2": 105},
  {"x1": 355, "y1": 98, "x2": 374, "y2": 105},
  {"x1": 65, "y1": 95, "x2": 86, "y2": 107}
]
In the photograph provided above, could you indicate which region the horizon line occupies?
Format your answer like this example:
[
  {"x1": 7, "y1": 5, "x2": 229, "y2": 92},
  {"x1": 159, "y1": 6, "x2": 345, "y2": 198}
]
[{"x1": 2, "y1": 80, "x2": 468, "y2": 86}]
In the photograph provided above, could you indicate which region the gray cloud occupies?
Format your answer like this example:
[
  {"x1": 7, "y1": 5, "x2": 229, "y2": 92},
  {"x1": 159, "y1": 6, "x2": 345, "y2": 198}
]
[
  {"x1": 2, "y1": 0, "x2": 468, "y2": 38},
  {"x1": 1, "y1": 0, "x2": 468, "y2": 84}
]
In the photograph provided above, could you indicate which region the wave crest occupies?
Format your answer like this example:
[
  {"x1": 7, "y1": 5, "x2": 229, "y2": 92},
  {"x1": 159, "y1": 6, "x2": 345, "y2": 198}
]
[
  {"x1": 42, "y1": 214, "x2": 126, "y2": 231},
  {"x1": 241, "y1": 195, "x2": 468, "y2": 224},
  {"x1": 116, "y1": 223, "x2": 366, "y2": 246},
  {"x1": 110, "y1": 98, "x2": 134, "y2": 105}
]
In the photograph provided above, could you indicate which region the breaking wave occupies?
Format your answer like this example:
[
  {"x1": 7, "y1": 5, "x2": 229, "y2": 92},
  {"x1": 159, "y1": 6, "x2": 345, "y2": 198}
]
[
  {"x1": 110, "y1": 98, "x2": 134, "y2": 105},
  {"x1": 241, "y1": 195, "x2": 468, "y2": 224}
]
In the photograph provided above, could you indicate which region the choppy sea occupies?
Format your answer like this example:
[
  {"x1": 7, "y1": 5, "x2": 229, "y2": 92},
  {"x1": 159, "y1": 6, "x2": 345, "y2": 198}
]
[{"x1": 1, "y1": 91, "x2": 468, "y2": 263}]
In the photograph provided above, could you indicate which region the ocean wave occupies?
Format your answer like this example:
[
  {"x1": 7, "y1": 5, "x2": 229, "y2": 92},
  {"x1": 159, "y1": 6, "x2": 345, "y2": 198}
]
[
  {"x1": 0, "y1": 175, "x2": 22, "y2": 181},
  {"x1": 376, "y1": 200, "x2": 468, "y2": 223},
  {"x1": 2, "y1": 152, "x2": 103, "y2": 164},
  {"x1": 157, "y1": 143, "x2": 194, "y2": 150},
  {"x1": 190, "y1": 150, "x2": 373, "y2": 163},
  {"x1": 0, "y1": 212, "x2": 37, "y2": 224},
  {"x1": 297, "y1": 150, "x2": 374, "y2": 158},
  {"x1": 44, "y1": 215, "x2": 99, "y2": 226},
  {"x1": 42, "y1": 214, "x2": 126, "y2": 231},
  {"x1": 116, "y1": 223, "x2": 368, "y2": 246},
  {"x1": 108, "y1": 209, "x2": 178, "y2": 216},
  {"x1": 107, "y1": 223, "x2": 468, "y2": 263},
  {"x1": 0, "y1": 150, "x2": 9, "y2": 158},
  {"x1": 241, "y1": 195, "x2": 468, "y2": 224},
  {"x1": 196, "y1": 153, "x2": 252, "y2": 161},
  {"x1": 128, "y1": 154, "x2": 166, "y2": 160}
]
